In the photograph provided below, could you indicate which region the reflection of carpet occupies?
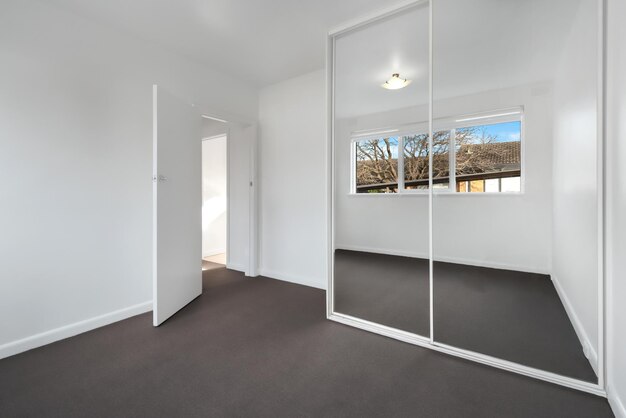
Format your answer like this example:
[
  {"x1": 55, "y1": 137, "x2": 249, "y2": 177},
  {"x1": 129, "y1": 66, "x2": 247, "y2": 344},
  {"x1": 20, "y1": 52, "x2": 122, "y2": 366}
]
[{"x1": 334, "y1": 249, "x2": 598, "y2": 383}]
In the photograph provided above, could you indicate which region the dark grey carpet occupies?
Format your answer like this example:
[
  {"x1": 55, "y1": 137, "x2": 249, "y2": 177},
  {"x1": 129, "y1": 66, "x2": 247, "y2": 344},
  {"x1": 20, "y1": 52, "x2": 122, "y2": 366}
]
[
  {"x1": 334, "y1": 249, "x2": 597, "y2": 383},
  {"x1": 0, "y1": 267, "x2": 612, "y2": 417}
]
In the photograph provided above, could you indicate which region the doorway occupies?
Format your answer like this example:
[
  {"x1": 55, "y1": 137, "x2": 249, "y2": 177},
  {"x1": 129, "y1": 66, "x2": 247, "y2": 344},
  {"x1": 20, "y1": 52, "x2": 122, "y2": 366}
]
[{"x1": 201, "y1": 129, "x2": 228, "y2": 272}]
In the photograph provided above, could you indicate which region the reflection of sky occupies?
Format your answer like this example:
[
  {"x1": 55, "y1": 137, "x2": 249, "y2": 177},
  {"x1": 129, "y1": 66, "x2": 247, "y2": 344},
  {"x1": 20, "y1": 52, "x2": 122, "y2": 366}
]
[
  {"x1": 461, "y1": 121, "x2": 521, "y2": 143},
  {"x1": 388, "y1": 137, "x2": 399, "y2": 158}
]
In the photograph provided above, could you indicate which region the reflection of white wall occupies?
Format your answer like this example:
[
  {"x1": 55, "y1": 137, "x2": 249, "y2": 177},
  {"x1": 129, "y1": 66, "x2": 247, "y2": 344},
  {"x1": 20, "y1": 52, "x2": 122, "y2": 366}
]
[
  {"x1": 202, "y1": 136, "x2": 227, "y2": 257},
  {"x1": 335, "y1": 83, "x2": 553, "y2": 274},
  {"x1": 551, "y1": 0, "x2": 599, "y2": 372}
]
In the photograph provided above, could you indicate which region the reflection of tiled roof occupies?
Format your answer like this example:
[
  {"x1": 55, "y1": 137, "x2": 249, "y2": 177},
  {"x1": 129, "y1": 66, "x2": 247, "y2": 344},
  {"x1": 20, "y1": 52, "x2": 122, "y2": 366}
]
[{"x1": 457, "y1": 141, "x2": 520, "y2": 168}]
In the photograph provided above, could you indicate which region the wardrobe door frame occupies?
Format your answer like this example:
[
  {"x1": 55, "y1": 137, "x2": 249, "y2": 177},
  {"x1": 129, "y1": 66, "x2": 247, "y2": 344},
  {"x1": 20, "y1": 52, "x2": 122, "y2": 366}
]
[{"x1": 325, "y1": 0, "x2": 606, "y2": 397}]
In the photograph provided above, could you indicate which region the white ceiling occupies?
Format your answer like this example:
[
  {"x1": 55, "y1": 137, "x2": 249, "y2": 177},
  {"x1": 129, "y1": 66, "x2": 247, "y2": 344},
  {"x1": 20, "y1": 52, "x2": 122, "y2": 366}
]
[
  {"x1": 45, "y1": 0, "x2": 585, "y2": 113},
  {"x1": 45, "y1": 0, "x2": 402, "y2": 87}
]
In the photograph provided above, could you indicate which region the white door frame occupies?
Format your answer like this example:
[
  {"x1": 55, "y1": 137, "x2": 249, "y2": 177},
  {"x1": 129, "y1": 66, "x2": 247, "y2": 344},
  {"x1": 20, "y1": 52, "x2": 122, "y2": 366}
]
[
  {"x1": 326, "y1": 0, "x2": 606, "y2": 397},
  {"x1": 199, "y1": 107, "x2": 258, "y2": 277}
]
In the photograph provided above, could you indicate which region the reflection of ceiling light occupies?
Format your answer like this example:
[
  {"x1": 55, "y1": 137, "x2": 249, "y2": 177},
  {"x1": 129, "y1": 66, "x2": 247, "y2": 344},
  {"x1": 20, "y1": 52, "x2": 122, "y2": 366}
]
[{"x1": 382, "y1": 73, "x2": 411, "y2": 90}]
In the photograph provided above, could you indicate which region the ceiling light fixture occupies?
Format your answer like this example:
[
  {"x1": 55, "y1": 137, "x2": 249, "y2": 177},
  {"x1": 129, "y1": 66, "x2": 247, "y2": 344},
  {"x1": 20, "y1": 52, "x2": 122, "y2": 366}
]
[{"x1": 382, "y1": 73, "x2": 411, "y2": 90}]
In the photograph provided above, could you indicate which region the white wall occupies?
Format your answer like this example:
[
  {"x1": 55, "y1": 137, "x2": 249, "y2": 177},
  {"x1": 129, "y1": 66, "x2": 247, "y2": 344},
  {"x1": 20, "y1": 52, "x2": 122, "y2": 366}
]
[
  {"x1": 335, "y1": 83, "x2": 554, "y2": 274},
  {"x1": 202, "y1": 119, "x2": 229, "y2": 139},
  {"x1": 550, "y1": 0, "x2": 599, "y2": 372},
  {"x1": 607, "y1": 0, "x2": 626, "y2": 415},
  {"x1": 202, "y1": 135, "x2": 227, "y2": 258},
  {"x1": 0, "y1": 0, "x2": 257, "y2": 357},
  {"x1": 258, "y1": 70, "x2": 327, "y2": 289}
]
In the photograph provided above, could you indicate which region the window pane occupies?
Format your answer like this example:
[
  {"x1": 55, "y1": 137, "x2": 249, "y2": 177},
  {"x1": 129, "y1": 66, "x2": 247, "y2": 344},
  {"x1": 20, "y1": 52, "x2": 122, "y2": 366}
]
[
  {"x1": 455, "y1": 121, "x2": 521, "y2": 193},
  {"x1": 404, "y1": 131, "x2": 450, "y2": 190},
  {"x1": 355, "y1": 137, "x2": 399, "y2": 193}
]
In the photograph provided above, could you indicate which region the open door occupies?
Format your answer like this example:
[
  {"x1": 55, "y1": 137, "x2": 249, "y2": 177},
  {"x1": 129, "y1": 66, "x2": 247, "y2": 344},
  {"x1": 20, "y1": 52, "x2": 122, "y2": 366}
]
[{"x1": 152, "y1": 85, "x2": 202, "y2": 326}]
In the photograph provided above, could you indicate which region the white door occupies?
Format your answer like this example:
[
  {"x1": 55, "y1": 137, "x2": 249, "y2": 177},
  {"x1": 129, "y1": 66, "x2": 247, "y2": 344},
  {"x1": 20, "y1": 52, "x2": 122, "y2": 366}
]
[{"x1": 152, "y1": 85, "x2": 202, "y2": 326}]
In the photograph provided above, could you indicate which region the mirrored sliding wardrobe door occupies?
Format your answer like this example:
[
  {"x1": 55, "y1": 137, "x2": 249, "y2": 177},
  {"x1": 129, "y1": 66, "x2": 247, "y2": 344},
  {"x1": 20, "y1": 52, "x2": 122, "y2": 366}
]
[
  {"x1": 332, "y1": 2, "x2": 431, "y2": 336},
  {"x1": 432, "y1": 0, "x2": 601, "y2": 382}
]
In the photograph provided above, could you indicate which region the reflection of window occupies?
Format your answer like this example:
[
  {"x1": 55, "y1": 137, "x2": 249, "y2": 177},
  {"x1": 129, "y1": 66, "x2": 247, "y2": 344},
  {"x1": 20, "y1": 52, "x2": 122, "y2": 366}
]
[
  {"x1": 355, "y1": 137, "x2": 399, "y2": 193},
  {"x1": 351, "y1": 110, "x2": 522, "y2": 194},
  {"x1": 455, "y1": 121, "x2": 522, "y2": 193},
  {"x1": 454, "y1": 121, "x2": 521, "y2": 193}
]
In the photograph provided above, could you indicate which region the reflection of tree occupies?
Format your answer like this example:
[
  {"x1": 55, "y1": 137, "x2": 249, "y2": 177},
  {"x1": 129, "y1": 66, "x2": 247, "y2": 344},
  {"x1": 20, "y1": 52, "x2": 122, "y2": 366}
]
[
  {"x1": 403, "y1": 131, "x2": 450, "y2": 181},
  {"x1": 355, "y1": 127, "x2": 517, "y2": 191},
  {"x1": 355, "y1": 138, "x2": 398, "y2": 192}
]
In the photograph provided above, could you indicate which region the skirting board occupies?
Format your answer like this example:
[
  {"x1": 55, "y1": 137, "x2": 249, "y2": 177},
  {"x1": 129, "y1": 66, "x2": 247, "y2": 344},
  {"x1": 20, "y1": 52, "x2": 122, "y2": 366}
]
[
  {"x1": 259, "y1": 268, "x2": 326, "y2": 290},
  {"x1": 551, "y1": 275, "x2": 599, "y2": 375},
  {"x1": 334, "y1": 244, "x2": 550, "y2": 275},
  {"x1": 0, "y1": 300, "x2": 152, "y2": 360},
  {"x1": 609, "y1": 391, "x2": 626, "y2": 418}
]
